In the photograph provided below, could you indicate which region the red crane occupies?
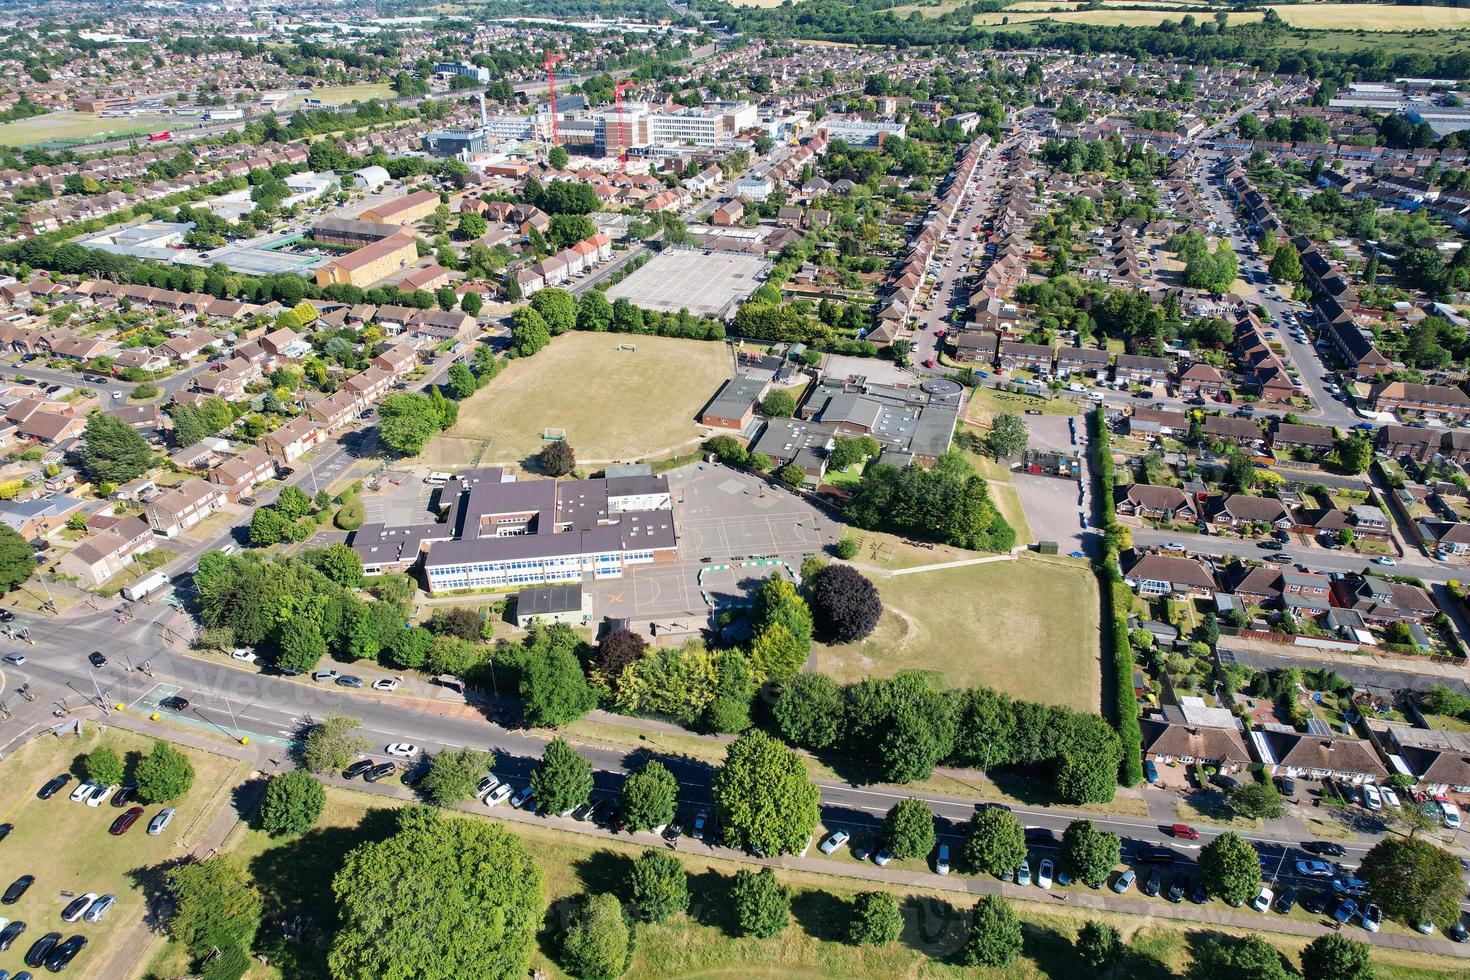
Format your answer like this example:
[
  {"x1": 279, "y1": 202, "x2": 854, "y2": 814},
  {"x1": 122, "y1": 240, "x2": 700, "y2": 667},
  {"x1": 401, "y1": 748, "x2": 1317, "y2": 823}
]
[
  {"x1": 541, "y1": 50, "x2": 565, "y2": 147},
  {"x1": 612, "y1": 80, "x2": 635, "y2": 164}
]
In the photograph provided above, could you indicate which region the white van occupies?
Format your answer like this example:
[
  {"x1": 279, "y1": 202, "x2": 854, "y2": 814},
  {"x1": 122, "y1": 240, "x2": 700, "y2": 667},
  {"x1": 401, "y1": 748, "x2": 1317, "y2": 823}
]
[{"x1": 424, "y1": 471, "x2": 452, "y2": 487}]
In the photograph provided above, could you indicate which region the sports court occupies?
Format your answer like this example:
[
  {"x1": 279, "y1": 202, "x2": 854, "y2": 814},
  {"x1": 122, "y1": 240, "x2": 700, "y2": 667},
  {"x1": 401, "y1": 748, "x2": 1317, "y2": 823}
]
[{"x1": 603, "y1": 249, "x2": 771, "y2": 318}]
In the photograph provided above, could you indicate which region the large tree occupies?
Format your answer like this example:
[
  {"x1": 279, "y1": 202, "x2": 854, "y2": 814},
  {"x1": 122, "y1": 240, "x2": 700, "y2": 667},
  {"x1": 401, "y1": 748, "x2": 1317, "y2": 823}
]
[
  {"x1": 85, "y1": 745, "x2": 125, "y2": 786},
  {"x1": 771, "y1": 672, "x2": 843, "y2": 749},
  {"x1": 259, "y1": 770, "x2": 326, "y2": 837},
  {"x1": 1199, "y1": 831, "x2": 1260, "y2": 906},
  {"x1": 1301, "y1": 933, "x2": 1373, "y2": 980},
  {"x1": 1359, "y1": 834, "x2": 1463, "y2": 928},
  {"x1": 422, "y1": 747, "x2": 494, "y2": 807},
  {"x1": 301, "y1": 713, "x2": 368, "y2": 774},
  {"x1": 167, "y1": 856, "x2": 262, "y2": 963},
  {"x1": 619, "y1": 760, "x2": 678, "y2": 832},
  {"x1": 560, "y1": 892, "x2": 630, "y2": 980},
  {"x1": 844, "y1": 670, "x2": 955, "y2": 784},
  {"x1": 881, "y1": 798, "x2": 935, "y2": 860},
  {"x1": 962, "y1": 895, "x2": 1022, "y2": 968},
  {"x1": 530, "y1": 737, "x2": 593, "y2": 817},
  {"x1": 136, "y1": 741, "x2": 195, "y2": 802},
  {"x1": 330, "y1": 806, "x2": 543, "y2": 979},
  {"x1": 1076, "y1": 921, "x2": 1122, "y2": 972},
  {"x1": 520, "y1": 639, "x2": 595, "y2": 728},
  {"x1": 530, "y1": 287, "x2": 577, "y2": 334},
  {"x1": 730, "y1": 867, "x2": 790, "y2": 938},
  {"x1": 625, "y1": 848, "x2": 689, "y2": 923},
  {"x1": 848, "y1": 891, "x2": 902, "y2": 947},
  {"x1": 964, "y1": 805, "x2": 1027, "y2": 878},
  {"x1": 711, "y1": 730, "x2": 820, "y2": 855},
  {"x1": 1189, "y1": 935, "x2": 1290, "y2": 980},
  {"x1": 80, "y1": 410, "x2": 153, "y2": 483},
  {"x1": 1228, "y1": 779, "x2": 1285, "y2": 820},
  {"x1": 537, "y1": 439, "x2": 577, "y2": 477},
  {"x1": 1060, "y1": 819, "x2": 1121, "y2": 889},
  {"x1": 807, "y1": 563, "x2": 882, "y2": 643},
  {"x1": 0, "y1": 525, "x2": 36, "y2": 591},
  {"x1": 986, "y1": 412, "x2": 1029, "y2": 460},
  {"x1": 378, "y1": 392, "x2": 446, "y2": 455}
]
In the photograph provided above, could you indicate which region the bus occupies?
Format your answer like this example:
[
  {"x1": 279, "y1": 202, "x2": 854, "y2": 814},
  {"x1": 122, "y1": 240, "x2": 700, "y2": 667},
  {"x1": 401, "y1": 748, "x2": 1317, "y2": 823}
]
[{"x1": 147, "y1": 130, "x2": 172, "y2": 142}]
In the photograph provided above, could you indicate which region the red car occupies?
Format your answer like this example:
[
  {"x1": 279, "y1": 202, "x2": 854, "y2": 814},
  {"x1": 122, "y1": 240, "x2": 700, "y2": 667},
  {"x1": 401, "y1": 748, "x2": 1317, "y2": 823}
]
[
  {"x1": 1170, "y1": 823, "x2": 1200, "y2": 840},
  {"x1": 109, "y1": 806, "x2": 144, "y2": 836},
  {"x1": 923, "y1": 359, "x2": 936, "y2": 369}
]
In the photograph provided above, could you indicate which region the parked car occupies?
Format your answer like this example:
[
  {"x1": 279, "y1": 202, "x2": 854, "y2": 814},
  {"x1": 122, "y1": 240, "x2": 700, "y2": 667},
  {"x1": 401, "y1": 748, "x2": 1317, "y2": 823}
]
[
  {"x1": 342, "y1": 760, "x2": 374, "y2": 780},
  {"x1": 147, "y1": 808, "x2": 175, "y2": 836},
  {"x1": 936, "y1": 844, "x2": 951, "y2": 876},
  {"x1": 484, "y1": 784, "x2": 513, "y2": 807},
  {"x1": 1380, "y1": 786, "x2": 1402, "y2": 809},
  {"x1": 108, "y1": 807, "x2": 143, "y2": 836},
  {"x1": 110, "y1": 784, "x2": 136, "y2": 808},
  {"x1": 1362, "y1": 903, "x2": 1382, "y2": 932},
  {"x1": 1442, "y1": 802, "x2": 1462, "y2": 829},
  {"x1": 311, "y1": 670, "x2": 340, "y2": 683},
  {"x1": 1273, "y1": 886, "x2": 1298, "y2": 914},
  {"x1": 2, "y1": 875, "x2": 34, "y2": 905},
  {"x1": 1250, "y1": 887, "x2": 1274, "y2": 913},
  {"x1": 873, "y1": 848, "x2": 893, "y2": 868},
  {"x1": 372, "y1": 678, "x2": 399, "y2": 691},
  {"x1": 1167, "y1": 871, "x2": 1187, "y2": 904},
  {"x1": 87, "y1": 652, "x2": 106, "y2": 668},
  {"x1": 1333, "y1": 877, "x2": 1369, "y2": 897},
  {"x1": 1142, "y1": 868, "x2": 1163, "y2": 897},
  {"x1": 159, "y1": 696, "x2": 189, "y2": 711},
  {"x1": 44, "y1": 933, "x2": 86, "y2": 972},
  {"x1": 691, "y1": 811, "x2": 707, "y2": 840},
  {"x1": 1449, "y1": 919, "x2": 1468, "y2": 943},
  {"x1": 81, "y1": 894, "x2": 115, "y2": 924},
  {"x1": 1302, "y1": 890, "x2": 1332, "y2": 915},
  {"x1": 335, "y1": 675, "x2": 365, "y2": 688},
  {"x1": 1110, "y1": 869, "x2": 1136, "y2": 894},
  {"x1": 1037, "y1": 858, "x2": 1053, "y2": 889},
  {"x1": 510, "y1": 785, "x2": 534, "y2": 809},
  {"x1": 0, "y1": 919, "x2": 25, "y2": 950},
  {"x1": 820, "y1": 830, "x2": 850, "y2": 855},
  {"x1": 1014, "y1": 860, "x2": 1030, "y2": 886},
  {"x1": 24, "y1": 932, "x2": 60, "y2": 969},
  {"x1": 363, "y1": 763, "x2": 397, "y2": 783},
  {"x1": 1361, "y1": 784, "x2": 1382, "y2": 811},
  {"x1": 60, "y1": 895, "x2": 95, "y2": 923},
  {"x1": 1190, "y1": 878, "x2": 1208, "y2": 904},
  {"x1": 1295, "y1": 860, "x2": 1335, "y2": 879},
  {"x1": 37, "y1": 775, "x2": 70, "y2": 800},
  {"x1": 85, "y1": 785, "x2": 114, "y2": 808}
]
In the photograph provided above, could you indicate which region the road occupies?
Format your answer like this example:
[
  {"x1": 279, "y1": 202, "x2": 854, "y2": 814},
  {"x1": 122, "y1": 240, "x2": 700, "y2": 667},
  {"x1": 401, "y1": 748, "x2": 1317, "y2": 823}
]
[{"x1": 1129, "y1": 525, "x2": 1452, "y2": 579}]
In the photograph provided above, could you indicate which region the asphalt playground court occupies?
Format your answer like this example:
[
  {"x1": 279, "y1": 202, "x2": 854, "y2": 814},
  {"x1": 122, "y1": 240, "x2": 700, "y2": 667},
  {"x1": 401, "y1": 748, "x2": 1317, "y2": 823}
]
[
  {"x1": 361, "y1": 476, "x2": 439, "y2": 526},
  {"x1": 602, "y1": 248, "x2": 771, "y2": 318}
]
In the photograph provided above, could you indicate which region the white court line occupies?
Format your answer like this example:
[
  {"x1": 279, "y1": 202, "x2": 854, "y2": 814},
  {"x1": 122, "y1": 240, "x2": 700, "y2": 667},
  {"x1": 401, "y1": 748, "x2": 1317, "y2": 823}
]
[{"x1": 129, "y1": 682, "x2": 179, "y2": 710}]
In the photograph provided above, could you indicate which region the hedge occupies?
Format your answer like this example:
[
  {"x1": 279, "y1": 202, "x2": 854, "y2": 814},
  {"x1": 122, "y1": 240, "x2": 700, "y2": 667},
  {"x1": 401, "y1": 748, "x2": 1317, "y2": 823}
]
[{"x1": 1090, "y1": 407, "x2": 1144, "y2": 787}]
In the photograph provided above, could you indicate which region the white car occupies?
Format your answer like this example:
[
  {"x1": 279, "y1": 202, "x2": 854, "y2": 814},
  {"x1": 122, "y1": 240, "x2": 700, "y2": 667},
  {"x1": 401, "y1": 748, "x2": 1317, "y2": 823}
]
[
  {"x1": 62, "y1": 893, "x2": 98, "y2": 923},
  {"x1": 484, "y1": 783, "x2": 513, "y2": 807},
  {"x1": 385, "y1": 743, "x2": 418, "y2": 758},
  {"x1": 230, "y1": 649, "x2": 257, "y2": 663},
  {"x1": 86, "y1": 784, "x2": 116, "y2": 807},
  {"x1": 819, "y1": 830, "x2": 850, "y2": 855},
  {"x1": 476, "y1": 774, "x2": 501, "y2": 800},
  {"x1": 1380, "y1": 786, "x2": 1401, "y2": 809},
  {"x1": 372, "y1": 678, "x2": 399, "y2": 692},
  {"x1": 1373, "y1": 557, "x2": 1396, "y2": 566},
  {"x1": 1362, "y1": 784, "x2": 1382, "y2": 811},
  {"x1": 1443, "y1": 802, "x2": 1462, "y2": 829},
  {"x1": 1037, "y1": 858, "x2": 1054, "y2": 890},
  {"x1": 1250, "y1": 886, "x2": 1274, "y2": 913},
  {"x1": 69, "y1": 781, "x2": 97, "y2": 803},
  {"x1": 3, "y1": 652, "x2": 25, "y2": 665}
]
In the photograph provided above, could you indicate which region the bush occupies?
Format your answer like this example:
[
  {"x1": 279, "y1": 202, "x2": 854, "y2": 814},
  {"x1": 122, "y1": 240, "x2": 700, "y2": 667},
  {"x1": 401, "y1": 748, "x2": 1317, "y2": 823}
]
[
  {"x1": 731, "y1": 867, "x2": 790, "y2": 938},
  {"x1": 962, "y1": 896, "x2": 1022, "y2": 968},
  {"x1": 834, "y1": 536, "x2": 860, "y2": 560},
  {"x1": 334, "y1": 497, "x2": 365, "y2": 530},
  {"x1": 85, "y1": 745, "x2": 125, "y2": 786},
  {"x1": 848, "y1": 891, "x2": 902, "y2": 946}
]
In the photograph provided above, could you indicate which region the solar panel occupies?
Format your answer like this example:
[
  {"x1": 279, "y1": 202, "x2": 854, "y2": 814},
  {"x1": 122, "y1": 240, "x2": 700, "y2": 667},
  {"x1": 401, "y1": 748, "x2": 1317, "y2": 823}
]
[{"x1": 1305, "y1": 719, "x2": 1332, "y2": 737}]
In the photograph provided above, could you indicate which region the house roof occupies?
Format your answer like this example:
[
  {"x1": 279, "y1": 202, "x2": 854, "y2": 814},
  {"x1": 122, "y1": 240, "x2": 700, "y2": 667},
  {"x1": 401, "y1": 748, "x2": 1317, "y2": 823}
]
[
  {"x1": 1123, "y1": 553, "x2": 1216, "y2": 590},
  {"x1": 1143, "y1": 718, "x2": 1251, "y2": 764}
]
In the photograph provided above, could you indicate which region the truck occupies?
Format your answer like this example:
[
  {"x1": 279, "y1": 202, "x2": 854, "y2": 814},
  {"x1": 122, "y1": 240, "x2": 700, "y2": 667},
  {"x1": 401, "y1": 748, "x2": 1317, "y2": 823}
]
[
  {"x1": 121, "y1": 571, "x2": 169, "y2": 602},
  {"x1": 147, "y1": 130, "x2": 172, "y2": 142}
]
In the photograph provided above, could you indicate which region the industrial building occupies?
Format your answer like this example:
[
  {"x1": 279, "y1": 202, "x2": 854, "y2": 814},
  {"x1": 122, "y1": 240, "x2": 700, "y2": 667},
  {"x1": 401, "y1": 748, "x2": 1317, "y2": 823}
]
[{"x1": 314, "y1": 229, "x2": 418, "y2": 288}]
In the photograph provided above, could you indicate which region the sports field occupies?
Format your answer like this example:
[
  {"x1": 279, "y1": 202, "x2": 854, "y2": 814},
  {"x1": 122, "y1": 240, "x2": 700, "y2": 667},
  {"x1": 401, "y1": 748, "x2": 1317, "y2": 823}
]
[
  {"x1": 427, "y1": 332, "x2": 731, "y2": 467},
  {"x1": 1277, "y1": 3, "x2": 1470, "y2": 29},
  {"x1": 974, "y1": 8, "x2": 1264, "y2": 27},
  {"x1": 285, "y1": 83, "x2": 394, "y2": 107},
  {"x1": 0, "y1": 110, "x2": 181, "y2": 148},
  {"x1": 814, "y1": 554, "x2": 1101, "y2": 712}
]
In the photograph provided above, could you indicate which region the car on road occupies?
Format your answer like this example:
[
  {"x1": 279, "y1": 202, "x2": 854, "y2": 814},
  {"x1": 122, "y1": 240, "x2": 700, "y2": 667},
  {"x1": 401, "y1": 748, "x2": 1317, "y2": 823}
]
[
  {"x1": 109, "y1": 807, "x2": 143, "y2": 836},
  {"x1": 342, "y1": 760, "x2": 375, "y2": 780},
  {"x1": 922, "y1": 358, "x2": 936, "y2": 369},
  {"x1": 0, "y1": 919, "x2": 25, "y2": 950},
  {"x1": 159, "y1": 695, "x2": 189, "y2": 711},
  {"x1": 1037, "y1": 858, "x2": 1053, "y2": 889},
  {"x1": 484, "y1": 783, "x2": 513, "y2": 807},
  {"x1": 1269, "y1": 553, "x2": 1293, "y2": 564},
  {"x1": 1273, "y1": 886, "x2": 1298, "y2": 914},
  {"x1": 510, "y1": 785, "x2": 534, "y2": 809},
  {"x1": 2, "y1": 875, "x2": 34, "y2": 905},
  {"x1": 1134, "y1": 846, "x2": 1177, "y2": 864},
  {"x1": 60, "y1": 895, "x2": 95, "y2": 923},
  {"x1": 1250, "y1": 886, "x2": 1273, "y2": 913},
  {"x1": 81, "y1": 894, "x2": 115, "y2": 924},
  {"x1": 372, "y1": 678, "x2": 399, "y2": 691},
  {"x1": 1362, "y1": 902, "x2": 1382, "y2": 932},
  {"x1": 363, "y1": 763, "x2": 397, "y2": 783},
  {"x1": 1169, "y1": 824, "x2": 1200, "y2": 840},
  {"x1": 1023, "y1": 826, "x2": 1056, "y2": 846},
  {"x1": 819, "y1": 830, "x2": 850, "y2": 855},
  {"x1": 4, "y1": 652, "x2": 25, "y2": 665},
  {"x1": 24, "y1": 932, "x2": 60, "y2": 968},
  {"x1": 0, "y1": 610, "x2": 14, "y2": 623},
  {"x1": 1295, "y1": 860, "x2": 1335, "y2": 879},
  {"x1": 44, "y1": 933, "x2": 86, "y2": 972},
  {"x1": 1372, "y1": 556, "x2": 1396, "y2": 566},
  {"x1": 335, "y1": 675, "x2": 365, "y2": 688},
  {"x1": 37, "y1": 775, "x2": 70, "y2": 800},
  {"x1": 147, "y1": 808, "x2": 175, "y2": 836},
  {"x1": 385, "y1": 743, "x2": 418, "y2": 758},
  {"x1": 1303, "y1": 840, "x2": 1345, "y2": 857},
  {"x1": 87, "y1": 652, "x2": 106, "y2": 668}
]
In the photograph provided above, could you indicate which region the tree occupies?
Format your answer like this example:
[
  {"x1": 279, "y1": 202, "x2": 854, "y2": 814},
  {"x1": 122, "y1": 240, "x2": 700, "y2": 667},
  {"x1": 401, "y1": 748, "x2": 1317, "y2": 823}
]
[
  {"x1": 510, "y1": 306, "x2": 552, "y2": 357},
  {"x1": 313, "y1": 542, "x2": 363, "y2": 588},
  {"x1": 448, "y1": 362, "x2": 478, "y2": 398},
  {"x1": 279, "y1": 617, "x2": 327, "y2": 674},
  {"x1": 625, "y1": 848, "x2": 688, "y2": 923},
  {"x1": 1076, "y1": 921, "x2": 1122, "y2": 971},
  {"x1": 593, "y1": 628, "x2": 647, "y2": 690},
  {"x1": 455, "y1": 212, "x2": 487, "y2": 241},
  {"x1": 330, "y1": 806, "x2": 542, "y2": 980},
  {"x1": 578, "y1": 290, "x2": 613, "y2": 331},
  {"x1": 731, "y1": 867, "x2": 790, "y2": 938},
  {"x1": 1335, "y1": 433, "x2": 1373, "y2": 475},
  {"x1": 774, "y1": 463, "x2": 805, "y2": 486},
  {"x1": 548, "y1": 145, "x2": 570, "y2": 169},
  {"x1": 538, "y1": 439, "x2": 577, "y2": 477},
  {"x1": 0, "y1": 525, "x2": 36, "y2": 591},
  {"x1": 705, "y1": 648, "x2": 756, "y2": 734},
  {"x1": 248, "y1": 506, "x2": 289, "y2": 545},
  {"x1": 422, "y1": 747, "x2": 494, "y2": 807},
  {"x1": 1359, "y1": 834, "x2": 1462, "y2": 928},
  {"x1": 80, "y1": 410, "x2": 152, "y2": 483},
  {"x1": 807, "y1": 563, "x2": 882, "y2": 642},
  {"x1": 554, "y1": 894, "x2": 629, "y2": 980},
  {"x1": 751, "y1": 575, "x2": 812, "y2": 651},
  {"x1": 167, "y1": 857, "x2": 262, "y2": 961},
  {"x1": 301, "y1": 713, "x2": 368, "y2": 774},
  {"x1": 1190, "y1": 935, "x2": 1290, "y2": 980},
  {"x1": 881, "y1": 798, "x2": 935, "y2": 860},
  {"x1": 378, "y1": 392, "x2": 446, "y2": 455},
  {"x1": 711, "y1": 730, "x2": 820, "y2": 855},
  {"x1": 460, "y1": 291, "x2": 482, "y2": 316},
  {"x1": 986, "y1": 412, "x2": 1029, "y2": 460},
  {"x1": 1301, "y1": 933, "x2": 1373, "y2": 980},
  {"x1": 136, "y1": 741, "x2": 195, "y2": 802},
  {"x1": 259, "y1": 770, "x2": 326, "y2": 837},
  {"x1": 771, "y1": 672, "x2": 843, "y2": 749},
  {"x1": 962, "y1": 896, "x2": 1022, "y2": 968},
  {"x1": 520, "y1": 643, "x2": 595, "y2": 727},
  {"x1": 1269, "y1": 242, "x2": 1302, "y2": 283},
  {"x1": 1200, "y1": 831, "x2": 1260, "y2": 906},
  {"x1": 85, "y1": 745, "x2": 125, "y2": 786},
  {"x1": 1060, "y1": 819, "x2": 1121, "y2": 888},
  {"x1": 620, "y1": 760, "x2": 678, "y2": 832},
  {"x1": 549, "y1": 213, "x2": 597, "y2": 250},
  {"x1": 848, "y1": 891, "x2": 902, "y2": 946},
  {"x1": 1228, "y1": 779, "x2": 1285, "y2": 820},
  {"x1": 530, "y1": 287, "x2": 578, "y2": 334},
  {"x1": 748, "y1": 622, "x2": 806, "y2": 682},
  {"x1": 964, "y1": 805, "x2": 1027, "y2": 877},
  {"x1": 531, "y1": 737, "x2": 593, "y2": 817},
  {"x1": 762, "y1": 388, "x2": 797, "y2": 417}
]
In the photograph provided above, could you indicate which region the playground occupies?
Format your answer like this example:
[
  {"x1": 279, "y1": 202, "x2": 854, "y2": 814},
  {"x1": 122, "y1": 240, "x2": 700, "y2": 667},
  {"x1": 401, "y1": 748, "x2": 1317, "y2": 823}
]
[{"x1": 424, "y1": 332, "x2": 731, "y2": 467}]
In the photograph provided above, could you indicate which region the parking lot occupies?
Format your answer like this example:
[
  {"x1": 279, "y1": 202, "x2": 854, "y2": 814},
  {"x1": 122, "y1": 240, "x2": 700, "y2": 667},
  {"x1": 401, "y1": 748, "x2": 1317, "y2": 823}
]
[{"x1": 603, "y1": 249, "x2": 770, "y2": 318}]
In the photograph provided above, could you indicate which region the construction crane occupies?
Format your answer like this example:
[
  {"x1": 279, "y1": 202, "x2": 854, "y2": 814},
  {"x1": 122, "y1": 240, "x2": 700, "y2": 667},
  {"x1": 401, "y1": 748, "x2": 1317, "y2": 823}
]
[
  {"x1": 612, "y1": 80, "x2": 635, "y2": 164},
  {"x1": 541, "y1": 50, "x2": 565, "y2": 148}
]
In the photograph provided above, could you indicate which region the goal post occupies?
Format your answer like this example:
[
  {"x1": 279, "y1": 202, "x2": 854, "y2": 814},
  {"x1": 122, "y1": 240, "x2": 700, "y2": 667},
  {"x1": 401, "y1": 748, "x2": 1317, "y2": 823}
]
[{"x1": 542, "y1": 427, "x2": 567, "y2": 442}]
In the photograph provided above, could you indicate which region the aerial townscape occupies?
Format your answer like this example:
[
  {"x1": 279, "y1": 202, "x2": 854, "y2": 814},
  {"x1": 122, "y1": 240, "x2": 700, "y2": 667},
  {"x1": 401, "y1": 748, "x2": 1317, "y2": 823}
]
[{"x1": 7, "y1": 2, "x2": 1470, "y2": 979}]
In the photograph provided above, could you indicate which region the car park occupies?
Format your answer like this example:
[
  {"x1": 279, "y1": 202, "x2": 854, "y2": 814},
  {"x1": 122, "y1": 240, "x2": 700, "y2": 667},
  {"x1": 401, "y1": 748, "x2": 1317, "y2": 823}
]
[
  {"x1": 147, "y1": 808, "x2": 175, "y2": 836},
  {"x1": 24, "y1": 932, "x2": 60, "y2": 968},
  {"x1": 109, "y1": 806, "x2": 144, "y2": 836},
  {"x1": 819, "y1": 830, "x2": 850, "y2": 855},
  {"x1": 2, "y1": 875, "x2": 34, "y2": 904},
  {"x1": 37, "y1": 775, "x2": 70, "y2": 800},
  {"x1": 81, "y1": 895, "x2": 115, "y2": 924},
  {"x1": 1250, "y1": 887, "x2": 1273, "y2": 913},
  {"x1": 60, "y1": 895, "x2": 95, "y2": 923},
  {"x1": 342, "y1": 760, "x2": 375, "y2": 779}
]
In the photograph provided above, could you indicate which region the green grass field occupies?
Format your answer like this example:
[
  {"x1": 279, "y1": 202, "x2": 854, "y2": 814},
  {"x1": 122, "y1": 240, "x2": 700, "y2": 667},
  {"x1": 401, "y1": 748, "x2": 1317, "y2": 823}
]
[
  {"x1": 814, "y1": 554, "x2": 1101, "y2": 711},
  {"x1": 974, "y1": 8, "x2": 1265, "y2": 27},
  {"x1": 428, "y1": 332, "x2": 731, "y2": 468},
  {"x1": 159, "y1": 782, "x2": 1470, "y2": 980},
  {"x1": 0, "y1": 110, "x2": 183, "y2": 148},
  {"x1": 0, "y1": 727, "x2": 248, "y2": 979},
  {"x1": 285, "y1": 83, "x2": 394, "y2": 107}
]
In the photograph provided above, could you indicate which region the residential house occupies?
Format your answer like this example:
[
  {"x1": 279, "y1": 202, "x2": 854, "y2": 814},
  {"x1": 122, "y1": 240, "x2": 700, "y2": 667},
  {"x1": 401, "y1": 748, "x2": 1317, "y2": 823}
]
[
  {"x1": 144, "y1": 478, "x2": 225, "y2": 538},
  {"x1": 1114, "y1": 353, "x2": 1172, "y2": 384},
  {"x1": 1211, "y1": 493, "x2": 1292, "y2": 530},
  {"x1": 55, "y1": 515, "x2": 156, "y2": 587},
  {"x1": 1126, "y1": 408, "x2": 1190, "y2": 438},
  {"x1": 1370, "y1": 381, "x2": 1470, "y2": 421},
  {"x1": 1122, "y1": 552, "x2": 1217, "y2": 597},
  {"x1": 1201, "y1": 414, "x2": 1263, "y2": 446},
  {"x1": 1116, "y1": 484, "x2": 1198, "y2": 522},
  {"x1": 1255, "y1": 729, "x2": 1388, "y2": 785},
  {"x1": 997, "y1": 341, "x2": 1053, "y2": 373},
  {"x1": 207, "y1": 446, "x2": 276, "y2": 502},
  {"x1": 1377, "y1": 424, "x2": 1440, "y2": 462},
  {"x1": 1272, "y1": 422, "x2": 1336, "y2": 459},
  {"x1": 261, "y1": 416, "x2": 326, "y2": 464},
  {"x1": 1176, "y1": 361, "x2": 1227, "y2": 397}
]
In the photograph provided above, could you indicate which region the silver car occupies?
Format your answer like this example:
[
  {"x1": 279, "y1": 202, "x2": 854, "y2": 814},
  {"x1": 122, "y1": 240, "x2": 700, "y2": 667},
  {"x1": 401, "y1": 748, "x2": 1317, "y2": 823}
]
[
  {"x1": 147, "y1": 807, "x2": 175, "y2": 836},
  {"x1": 82, "y1": 894, "x2": 116, "y2": 923}
]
